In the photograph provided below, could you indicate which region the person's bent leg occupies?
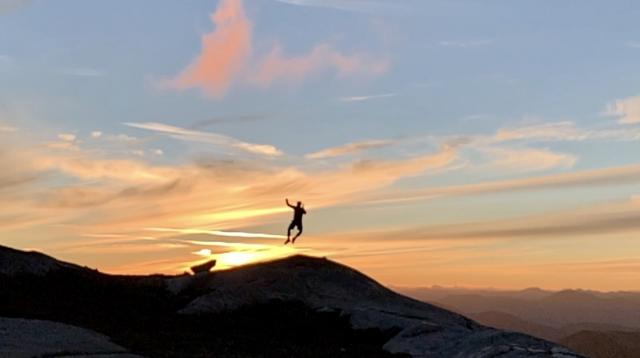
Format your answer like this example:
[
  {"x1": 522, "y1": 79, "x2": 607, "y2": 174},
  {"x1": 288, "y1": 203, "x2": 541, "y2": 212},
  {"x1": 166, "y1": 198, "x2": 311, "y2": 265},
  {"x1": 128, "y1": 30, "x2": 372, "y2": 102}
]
[
  {"x1": 285, "y1": 222, "x2": 295, "y2": 244},
  {"x1": 292, "y1": 224, "x2": 303, "y2": 244}
]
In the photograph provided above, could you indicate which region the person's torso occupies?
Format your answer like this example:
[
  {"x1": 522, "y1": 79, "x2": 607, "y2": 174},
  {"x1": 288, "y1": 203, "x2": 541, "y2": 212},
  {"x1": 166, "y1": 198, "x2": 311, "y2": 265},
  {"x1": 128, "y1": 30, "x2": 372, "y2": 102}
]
[{"x1": 293, "y1": 207, "x2": 305, "y2": 221}]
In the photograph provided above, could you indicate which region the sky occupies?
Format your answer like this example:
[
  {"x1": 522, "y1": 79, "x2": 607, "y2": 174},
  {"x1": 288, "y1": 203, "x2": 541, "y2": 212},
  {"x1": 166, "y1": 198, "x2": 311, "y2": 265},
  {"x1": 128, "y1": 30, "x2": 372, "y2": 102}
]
[{"x1": 1, "y1": 0, "x2": 640, "y2": 291}]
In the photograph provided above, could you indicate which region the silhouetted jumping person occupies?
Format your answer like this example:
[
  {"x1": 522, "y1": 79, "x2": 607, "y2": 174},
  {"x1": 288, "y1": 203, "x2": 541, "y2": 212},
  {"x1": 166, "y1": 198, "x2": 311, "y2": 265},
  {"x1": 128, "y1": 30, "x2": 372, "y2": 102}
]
[{"x1": 284, "y1": 198, "x2": 306, "y2": 245}]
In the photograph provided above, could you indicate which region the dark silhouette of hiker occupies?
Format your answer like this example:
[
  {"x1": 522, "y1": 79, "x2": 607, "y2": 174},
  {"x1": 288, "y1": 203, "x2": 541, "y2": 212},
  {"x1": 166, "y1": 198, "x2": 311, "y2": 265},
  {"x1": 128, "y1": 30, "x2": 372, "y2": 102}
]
[{"x1": 284, "y1": 198, "x2": 306, "y2": 245}]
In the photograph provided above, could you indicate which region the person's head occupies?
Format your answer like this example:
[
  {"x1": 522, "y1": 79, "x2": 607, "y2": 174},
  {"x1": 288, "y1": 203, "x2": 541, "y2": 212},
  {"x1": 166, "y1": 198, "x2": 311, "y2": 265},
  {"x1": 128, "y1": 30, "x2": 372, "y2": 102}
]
[{"x1": 297, "y1": 201, "x2": 302, "y2": 207}]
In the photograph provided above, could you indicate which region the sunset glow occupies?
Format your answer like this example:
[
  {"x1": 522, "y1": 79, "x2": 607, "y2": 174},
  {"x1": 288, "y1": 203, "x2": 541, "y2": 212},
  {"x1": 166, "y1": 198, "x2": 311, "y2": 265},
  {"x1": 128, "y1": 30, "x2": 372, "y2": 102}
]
[{"x1": 1, "y1": 0, "x2": 640, "y2": 292}]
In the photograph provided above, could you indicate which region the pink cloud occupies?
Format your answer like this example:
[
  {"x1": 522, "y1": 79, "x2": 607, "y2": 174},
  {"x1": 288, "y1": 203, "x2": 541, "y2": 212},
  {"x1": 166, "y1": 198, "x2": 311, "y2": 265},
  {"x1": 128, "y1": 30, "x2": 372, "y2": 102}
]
[
  {"x1": 171, "y1": 0, "x2": 252, "y2": 97},
  {"x1": 168, "y1": 0, "x2": 388, "y2": 97},
  {"x1": 249, "y1": 43, "x2": 389, "y2": 87}
]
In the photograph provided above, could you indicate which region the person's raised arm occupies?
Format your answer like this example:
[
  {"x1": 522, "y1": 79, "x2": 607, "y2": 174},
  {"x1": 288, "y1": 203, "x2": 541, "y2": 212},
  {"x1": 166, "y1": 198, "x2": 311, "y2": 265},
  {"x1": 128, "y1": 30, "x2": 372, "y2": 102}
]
[{"x1": 285, "y1": 198, "x2": 295, "y2": 208}]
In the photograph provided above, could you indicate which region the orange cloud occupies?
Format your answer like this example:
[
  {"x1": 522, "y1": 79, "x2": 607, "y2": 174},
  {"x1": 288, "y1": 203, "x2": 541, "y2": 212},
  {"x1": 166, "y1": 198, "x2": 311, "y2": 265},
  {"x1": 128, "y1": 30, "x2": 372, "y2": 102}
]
[
  {"x1": 168, "y1": 0, "x2": 388, "y2": 97},
  {"x1": 172, "y1": 0, "x2": 252, "y2": 97}
]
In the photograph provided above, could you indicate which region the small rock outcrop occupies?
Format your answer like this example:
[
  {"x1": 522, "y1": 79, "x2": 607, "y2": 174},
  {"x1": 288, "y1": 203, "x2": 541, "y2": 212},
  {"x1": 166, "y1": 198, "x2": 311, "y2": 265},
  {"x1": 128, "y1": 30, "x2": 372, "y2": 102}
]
[{"x1": 190, "y1": 259, "x2": 217, "y2": 275}]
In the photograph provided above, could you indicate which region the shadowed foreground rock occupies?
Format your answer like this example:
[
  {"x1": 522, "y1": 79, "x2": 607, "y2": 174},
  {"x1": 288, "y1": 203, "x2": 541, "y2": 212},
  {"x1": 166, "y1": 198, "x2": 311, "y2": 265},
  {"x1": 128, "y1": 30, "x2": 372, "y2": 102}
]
[{"x1": 0, "y1": 317, "x2": 142, "y2": 357}]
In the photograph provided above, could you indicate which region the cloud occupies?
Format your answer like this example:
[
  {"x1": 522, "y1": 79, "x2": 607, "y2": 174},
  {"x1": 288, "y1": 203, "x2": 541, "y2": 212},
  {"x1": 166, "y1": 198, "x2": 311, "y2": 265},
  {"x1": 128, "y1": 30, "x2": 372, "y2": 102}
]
[
  {"x1": 105, "y1": 133, "x2": 138, "y2": 144},
  {"x1": 10, "y1": 122, "x2": 640, "y2": 283},
  {"x1": 0, "y1": 148, "x2": 39, "y2": 192},
  {"x1": 168, "y1": 0, "x2": 387, "y2": 97},
  {"x1": 44, "y1": 133, "x2": 79, "y2": 150},
  {"x1": 170, "y1": 0, "x2": 252, "y2": 97},
  {"x1": 147, "y1": 227, "x2": 286, "y2": 240},
  {"x1": 481, "y1": 147, "x2": 577, "y2": 173},
  {"x1": 0, "y1": 125, "x2": 17, "y2": 132},
  {"x1": 339, "y1": 93, "x2": 396, "y2": 102},
  {"x1": 343, "y1": 145, "x2": 457, "y2": 184},
  {"x1": 124, "y1": 122, "x2": 282, "y2": 156},
  {"x1": 490, "y1": 121, "x2": 640, "y2": 144},
  {"x1": 306, "y1": 139, "x2": 394, "y2": 159},
  {"x1": 494, "y1": 121, "x2": 589, "y2": 142},
  {"x1": 58, "y1": 133, "x2": 77, "y2": 142},
  {"x1": 5, "y1": 133, "x2": 457, "y2": 255},
  {"x1": 90, "y1": 131, "x2": 103, "y2": 139},
  {"x1": 249, "y1": 44, "x2": 388, "y2": 87},
  {"x1": 439, "y1": 40, "x2": 493, "y2": 48},
  {"x1": 393, "y1": 201, "x2": 640, "y2": 241},
  {"x1": 604, "y1": 95, "x2": 640, "y2": 124},
  {"x1": 34, "y1": 154, "x2": 178, "y2": 183},
  {"x1": 365, "y1": 164, "x2": 640, "y2": 205}
]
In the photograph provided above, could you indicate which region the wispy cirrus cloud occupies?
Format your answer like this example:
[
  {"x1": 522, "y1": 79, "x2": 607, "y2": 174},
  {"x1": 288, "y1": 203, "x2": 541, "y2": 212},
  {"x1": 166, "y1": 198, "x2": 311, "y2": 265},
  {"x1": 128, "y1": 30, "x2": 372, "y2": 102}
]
[
  {"x1": 339, "y1": 93, "x2": 396, "y2": 102},
  {"x1": 167, "y1": 0, "x2": 388, "y2": 98},
  {"x1": 364, "y1": 164, "x2": 640, "y2": 205},
  {"x1": 494, "y1": 121, "x2": 589, "y2": 142},
  {"x1": 361, "y1": 196, "x2": 640, "y2": 242},
  {"x1": 480, "y1": 147, "x2": 577, "y2": 173},
  {"x1": 0, "y1": 130, "x2": 459, "y2": 266},
  {"x1": 306, "y1": 139, "x2": 394, "y2": 159},
  {"x1": 604, "y1": 95, "x2": 640, "y2": 124},
  {"x1": 124, "y1": 121, "x2": 283, "y2": 156},
  {"x1": 45, "y1": 133, "x2": 80, "y2": 150},
  {"x1": 147, "y1": 227, "x2": 286, "y2": 240},
  {"x1": 489, "y1": 120, "x2": 640, "y2": 144}
]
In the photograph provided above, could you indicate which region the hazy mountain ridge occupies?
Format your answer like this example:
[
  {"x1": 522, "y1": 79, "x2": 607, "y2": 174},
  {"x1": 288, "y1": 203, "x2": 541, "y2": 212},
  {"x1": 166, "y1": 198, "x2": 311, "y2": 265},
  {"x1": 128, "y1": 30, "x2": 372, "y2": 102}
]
[
  {"x1": 399, "y1": 286, "x2": 640, "y2": 358},
  {"x1": 0, "y1": 245, "x2": 580, "y2": 357},
  {"x1": 559, "y1": 331, "x2": 640, "y2": 358},
  {"x1": 403, "y1": 286, "x2": 640, "y2": 328}
]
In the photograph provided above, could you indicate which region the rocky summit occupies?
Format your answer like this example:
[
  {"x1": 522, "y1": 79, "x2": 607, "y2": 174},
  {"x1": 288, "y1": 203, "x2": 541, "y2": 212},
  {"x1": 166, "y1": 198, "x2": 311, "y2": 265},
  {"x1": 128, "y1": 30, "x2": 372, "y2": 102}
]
[{"x1": 0, "y1": 245, "x2": 582, "y2": 357}]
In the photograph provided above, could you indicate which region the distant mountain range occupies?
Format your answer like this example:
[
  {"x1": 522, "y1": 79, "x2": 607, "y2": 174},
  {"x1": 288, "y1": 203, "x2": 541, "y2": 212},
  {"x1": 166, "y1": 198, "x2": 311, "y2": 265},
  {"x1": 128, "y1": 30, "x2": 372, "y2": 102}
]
[
  {"x1": 398, "y1": 286, "x2": 640, "y2": 358},
  {"x1": 0, "y1": 245, "x2": 580, "y2": 357}
]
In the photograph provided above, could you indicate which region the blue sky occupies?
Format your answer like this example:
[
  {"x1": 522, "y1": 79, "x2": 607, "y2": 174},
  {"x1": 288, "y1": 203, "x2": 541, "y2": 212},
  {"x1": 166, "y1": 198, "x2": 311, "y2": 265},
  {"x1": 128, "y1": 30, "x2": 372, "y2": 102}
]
[{"x1": 1, "y1": 0, "x2": 640, "y2": 289}]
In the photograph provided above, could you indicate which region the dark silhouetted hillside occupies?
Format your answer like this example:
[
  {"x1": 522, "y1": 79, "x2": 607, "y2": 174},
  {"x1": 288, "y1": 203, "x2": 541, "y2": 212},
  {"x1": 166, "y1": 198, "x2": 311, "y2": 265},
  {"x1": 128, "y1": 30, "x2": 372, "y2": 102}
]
[{"x1": 0, "y1": 245, "x2": 581, "y2": 357}]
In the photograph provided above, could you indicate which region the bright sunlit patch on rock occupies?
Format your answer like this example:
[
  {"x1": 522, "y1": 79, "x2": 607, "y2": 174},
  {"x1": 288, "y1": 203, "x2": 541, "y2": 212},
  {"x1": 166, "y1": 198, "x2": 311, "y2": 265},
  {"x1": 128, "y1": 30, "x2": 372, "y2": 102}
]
[
  {"x1": 188, "y1": 243, "x2": 306, "y2": 270},
  {"x1": 218, "y1": 251, "x2": 258, "y2": 267}
]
